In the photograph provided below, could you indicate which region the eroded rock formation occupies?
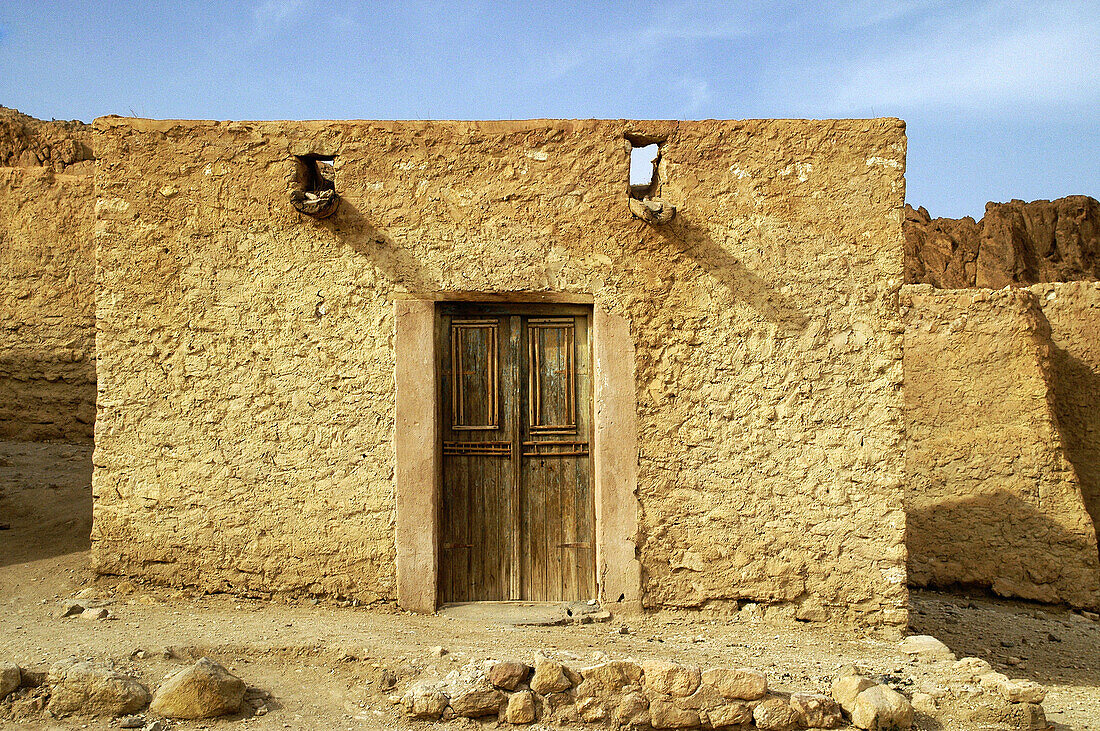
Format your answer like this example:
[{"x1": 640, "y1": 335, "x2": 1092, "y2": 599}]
[
  {"x1": 0, "y1": 106, "x2": 93, "y2": 170},
  {"x1": 905, "y1": 197, "x2": 1100, "y2": 288}
]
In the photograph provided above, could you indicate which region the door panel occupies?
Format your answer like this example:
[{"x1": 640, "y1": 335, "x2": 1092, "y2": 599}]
[
  {"x1": 439, "y1": 315, "x2": 516, "y2": 602},
  {"x1": 439, "y1": 305, "x2": 594, "y2": 603}
]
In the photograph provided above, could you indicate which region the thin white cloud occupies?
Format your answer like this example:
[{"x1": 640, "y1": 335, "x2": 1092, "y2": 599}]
[
  {"x1": 534, "y1": 3, "x2": 752, "y2": 82},
  {"x1": 677, "y1": 77, "x2": 711, "y2": 117},
  {"x1": 823, "y1": 1, "x2": 1100, "y2": 113},
  {"x1": 251, "y1": 0, "x2": 305, "y2": 35}
]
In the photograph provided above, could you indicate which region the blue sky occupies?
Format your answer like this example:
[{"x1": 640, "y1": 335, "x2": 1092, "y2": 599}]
[{"x1": 1, "y1": 1, "x2": 1096, "y2": 218}]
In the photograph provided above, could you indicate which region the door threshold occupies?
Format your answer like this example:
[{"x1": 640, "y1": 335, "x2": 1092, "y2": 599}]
[{"x1": 438, "y1": 600, "x2": 609, "y2": 626}]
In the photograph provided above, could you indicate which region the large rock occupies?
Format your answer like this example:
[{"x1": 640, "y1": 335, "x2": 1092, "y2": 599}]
[
  {"x1": 1, "y1": 662, "x2": 20, "y2": 699},
  {"x1": 790, "y1": 691, "x2": 844, "y2": 728},
  {"x1": 577, "y1": 660, "x2": 643, "y2": 695},
  {"x1": 700, "y1": 666, "x2": 767, "y2": 700},
  {"x1": 951, "y1": 656, "x2": 994, "y2": 680},
  {"x1": 487, "y1": 660, "x2": 530, "y2": 691},
  {"x1": 832, "y1": 673, "x2": 877, "y2": 713},
  {"x1": 850, "y1": 684, "x2": 914, "y2": 730},
  {"x1": 897, "y1": 635, "x2": 955, "y2": 661},
  {"x1": 753, "y1": 696, "x2": 801, "y2": 731},
  {"x1": 648, "y1": 697, "x2": 700, "y2": 728},
  {"x1": 401, "y1": 680, "x2": 448, "y2": 720},
  {"x1": 450, "y1": 686, "x2": 505, "y2": 718},
  {"x1": 904, "y1": 196, "x2": 1100, "y2": 288},
  {"x1": 148, "y1": 658, "x2": 245, "y2": 719},
  {"x1": 613, "y1": 691, "x2": 650, "y2": 726},
  {"x1": 643, "y1": 659, "x2": 700, "y2": 697},
  {"x1": 530, "y1": 654, "x2": 573, "y2": 694},
  {"x1": 979, "y1": 672, "x2": 1046, "y2": 703},
  {"x1": 704, "y1": 701, "x2": 752, "y2": 728},
  {"x1": 506, "y1": 690, "x2": 536, "y2": 724},
  {"x1": 47, "y1": 660, "x2": 150, "y2": 717}
]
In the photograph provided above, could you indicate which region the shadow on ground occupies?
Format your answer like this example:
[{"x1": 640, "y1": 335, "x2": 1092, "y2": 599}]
[{"x1": 0, "y1": 440, "x2": 92, "y2": 567}]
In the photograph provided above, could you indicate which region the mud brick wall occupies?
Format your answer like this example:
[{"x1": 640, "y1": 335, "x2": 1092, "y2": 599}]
[
  {"x1": 92, "y1": 117, "x2": 908, "y2": 624},
  {"x1": 0, "y1": 165, "x2": 96, "y2": 441},
  {"x1": 1034, "y1": 281, "x2": 1100, "y2": 557},
  {"x1": 902, "y1": 285, "x2": 1100, "y2": 609}
]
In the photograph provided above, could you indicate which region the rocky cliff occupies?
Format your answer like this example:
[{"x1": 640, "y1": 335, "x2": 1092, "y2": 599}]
[
  {"x1": 905, "y1": 197, "x2": 1100, "y2": 288},
  {"x1": 0, "y1": 106, "x2": 93, "y2": 169}
]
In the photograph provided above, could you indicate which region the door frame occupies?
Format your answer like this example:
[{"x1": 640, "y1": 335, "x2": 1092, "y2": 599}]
[{"x1": 394, "y1": 292, "x2": 641, "y2": 613}]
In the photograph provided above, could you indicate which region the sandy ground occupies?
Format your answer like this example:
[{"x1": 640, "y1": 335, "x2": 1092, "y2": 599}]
[{"x1": 1, "y1": 440, "x2": 1098, "y2": 730}]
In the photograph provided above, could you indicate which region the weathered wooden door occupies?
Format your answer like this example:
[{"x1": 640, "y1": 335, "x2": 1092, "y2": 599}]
[{"x1": 439, "y1": 303, "x2": 594, "y2": 602}]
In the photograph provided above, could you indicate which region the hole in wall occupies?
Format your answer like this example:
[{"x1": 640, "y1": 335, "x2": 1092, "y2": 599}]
[
  {"x1": 290, "y1": 154, "x2": 340, "y2": 219},
  {"x1": 624, "y1": 133, "x2": 676, "y2": 224},
  {"x1": 629, "y1": 143, "x2": 659, "y2": 197},
  {"x1": 294, "y1": 154, "x2": 336, "y2": 193},
  {"x1": 629, "y1": 145, "x2": 662, "y2": 200}
]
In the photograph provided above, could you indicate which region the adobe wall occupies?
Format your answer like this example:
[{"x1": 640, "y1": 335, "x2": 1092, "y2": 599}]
[
  {"x1": 0, "y1": 165, "x2": 96, "y2": 441},
  {"x1": 1034, "y1": 281, "x2": 1100, "y2": 548},
  {"x1": 901, "y1": 285, "x2": 1100, "y2": 609},
  {"x1": 92, "y1": 117, "x2": 908, "y2": 625}
]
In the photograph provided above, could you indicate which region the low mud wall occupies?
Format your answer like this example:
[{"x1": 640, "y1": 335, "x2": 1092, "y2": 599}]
[{"x1": 902, "y1": 285, "x2": 1100, "y2": 609}]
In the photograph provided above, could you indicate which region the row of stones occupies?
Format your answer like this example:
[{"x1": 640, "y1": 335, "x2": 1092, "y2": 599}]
[
  {"x1": 0, "y1": 657, "x2": 245, "y2": 720},
  {"x1": 401, "y1": 655, "x2": 915, "y2": 730}
]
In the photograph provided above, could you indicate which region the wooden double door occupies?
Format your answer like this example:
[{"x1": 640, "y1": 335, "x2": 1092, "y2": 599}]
[{"x1": 439, "y1": 303, "x2": 595, "y2": 603}]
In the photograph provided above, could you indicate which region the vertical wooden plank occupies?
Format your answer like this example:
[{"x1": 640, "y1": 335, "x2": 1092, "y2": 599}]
[{"x1": 508, "y1": 315, "x2": 522, "y2": 600}]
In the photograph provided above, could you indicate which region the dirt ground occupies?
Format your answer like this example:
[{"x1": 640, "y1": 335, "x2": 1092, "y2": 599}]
[{"x1": 1, "y1": 440, "x2": 1098, "y2": 730}]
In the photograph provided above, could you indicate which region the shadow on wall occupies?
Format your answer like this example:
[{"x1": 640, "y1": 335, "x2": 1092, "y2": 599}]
[
  {"x1": 0, "y1": 356, "x2": 96, "y2": 442},
  {"x1": 908, "y1": 489, "x2": 1100, "y2": 611},
  {"x1": 653, "y1": 214, "x2": 809, "y2": 332},
  {"x1": 1048, "y1": 343, "x2": 1100, "y2": 561},
  {"x1": 319, "y1": 199, "x2": 437, "y2": 292}
]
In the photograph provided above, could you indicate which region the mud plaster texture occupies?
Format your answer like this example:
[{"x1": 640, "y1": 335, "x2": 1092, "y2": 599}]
[
  {"x1": 0, "y1": 163, "x2": 96, "y2": 441},
  {"x1": 1033, "y1": 281, "x2": 1100, "y2": 563},
  {"x1": 90, "y1": 117, "x2": 908, "y2": 626},
  {"x1": 902, "y1": 284, "x2": 1100, "y2": 609}
]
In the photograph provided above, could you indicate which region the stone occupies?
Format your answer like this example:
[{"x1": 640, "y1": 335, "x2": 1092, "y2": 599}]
[
  {"x1": 147, "y1": 657, "x2": 245, "y2": 719},
  {"x1": 753, "y1": 696, "x2": 801, "y2": 731},
  {"x1": 429, "y1": 645, "x2": 447, "y2": 658},
  {"x1": 487, "y1": 660, "x2": 529, "y2": 690},
  {"x1": 704, "y1": 701, "x2": 752, "y2": 728},
  {"x1": 449, "y1": 687, "x2": 505, "y2": 718},
  {"x1": 575, "y1": 660, "x2": 644, "y2": 697},
  {"x1": 118, "y1": 715, "x2": 145, "y2": 728},
  {"x1": 897, "y1": 635, "x2": 955, "y2": 661},
  {"x1": 700, "y1": 666, "x2": 767, "y2": 700},
  {"x1": 613, "y1": 691, "x2": 650, "y2": 726},
  {"x1": 81, "y1": 607, "x2": 110, "y2": 620},
  {"x1": 47, "y1": 660, "x2": 150, "y2": 717},
  {"x1": 832, "y1": 674, "x2": 877, "y2": 712},
  {"x1": 980, "y1": 673, "x2": 1046, "y2": 703},
  {"x1": 790, "y1": 691, "x2": 844, "y2": 728},
  {"x1": 401, "y1": 681, "x2": 448, "y2": 720},
  {"x1": 577, "y1": 695, "x2": 609, "y2": 722},
  {"x1": 952, "y1": 657, "x2": 994, "y2": 680},
  {"x1": 910, "y1": 691, "x2": 936, "y2": 715},
  {"x1": 544, "y1": 689, "x2": 577, "y2": 714},
  {"x1": 506, "y1": 690, "x2": 536, "y2": 724},
  {"x1": 643, "y1": 659, "x2": 701, "y2": 697},
  {"x1": 850, "y1": 685, "x2": 914, "y2": 731},
  {"x1": 1005, "y1": 702, "x2": 1048, "y2": 730},
  {"x1": 530, "y1": 654, "x2": 572, "y2": 694},
  {"x1": 649, "y1": 697, "x2": 700, "y2": 728},
  {"x1": 59, "y1": 600, "x2": 85, "y2": 617},
  {"x1": 1, "y1": 662, "x2": 20, "y2": 698}
]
